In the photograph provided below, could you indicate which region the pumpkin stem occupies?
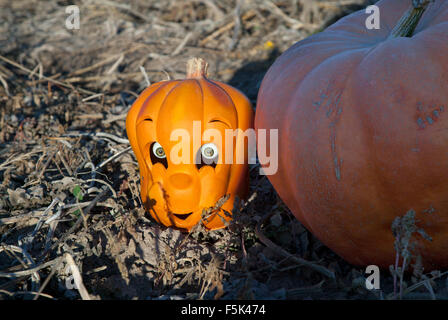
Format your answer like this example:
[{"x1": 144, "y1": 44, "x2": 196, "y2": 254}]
[
  {"x1": 186, "y1": 57, "x2": 209, "y2": 79},
  {"x1": 389, "y1": 0, "x2": 433, "y2": 38}
]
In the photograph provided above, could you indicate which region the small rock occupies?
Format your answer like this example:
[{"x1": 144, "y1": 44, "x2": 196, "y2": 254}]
[
  {"x1": 60, "y1": 176, "x2": 74, "y2": 187},
  {"x1": 10, "y1": 114, "x2": 18, "y2": 124},
  {"x1": 270, "y1": 212, "x2": 282, "y2": 227},
  {"x1": 28, "y1": 185, "x2": 44, "y2": 200},
  {"x1": 7, "y1": 188, "x2": 29, "y2": 206}
]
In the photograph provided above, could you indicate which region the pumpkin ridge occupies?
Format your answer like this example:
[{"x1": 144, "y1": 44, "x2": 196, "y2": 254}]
[
  {"x1": 414, "y1": 21, "x2": 448, "y2": 40},
  {"x1": 203, "y1": 78, "x2": 238, "y2": 118},
  {"x1": 201, "y1": 79, "x2": 238, "y2": 195},
  {"x1": 156, "y1": 80, "x2": 200, "y2": 133},
  {"x1": 320, "y1": 42, "x2": 410, "y2": 256},
  {"x1": 284, "y1": 42, "x2": 383, "y2": 176},
  {"x1": 193, "y1": 79, "x2": 206, "y2": 145},
  {"x1": 160, "y1": 80, "x2": 189, "y2": 108},
  {"x1": 127, "y1": 81, "x2": 171, "y2": 192},
  {"x1": 279, "y1": 38, "x2": 402, "y2": 260},
  {"x1": 137, "y1": 80, "x2": 179, "y2": 126},
  {"x1": 136, "y1": 81, "x2": 180, "y2": 172}
]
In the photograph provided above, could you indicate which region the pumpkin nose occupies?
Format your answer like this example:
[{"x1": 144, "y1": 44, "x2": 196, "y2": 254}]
[{"x1": 169, "y1": 173, "x2": 193, "y2": 189}]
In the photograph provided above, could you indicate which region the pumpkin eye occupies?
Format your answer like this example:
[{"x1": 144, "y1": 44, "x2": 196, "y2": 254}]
[
  {"x1": 150, "y1": 142, "x2": 168, "y2": 168},
  {"x1": 202, "y1": 143, "x2": 218, "y2": 160},
  {"x1": 197, "y1": 143, "x2": 218, "y2": 169},
  {"x1": 152, "y1": 142, "x2": 166, "y2": 159}
]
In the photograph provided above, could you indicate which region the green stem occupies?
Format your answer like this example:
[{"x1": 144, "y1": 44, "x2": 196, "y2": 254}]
[{"x1": 389, "y1": 0, "x2": 432, "y2": 38}]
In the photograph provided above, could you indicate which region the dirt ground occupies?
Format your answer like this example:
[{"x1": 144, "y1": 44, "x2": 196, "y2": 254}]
[{"x1": 1, "y1": 0, "x2": 447, "y2": 300}]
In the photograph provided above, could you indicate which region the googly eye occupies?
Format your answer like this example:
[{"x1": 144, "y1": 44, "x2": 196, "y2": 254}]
[
  {"x1": 201, "y1": 143, "x2": 218, "y2": 161},
  {"x1": 152, "y1": 142, "x2": 166, "y2": 159}
]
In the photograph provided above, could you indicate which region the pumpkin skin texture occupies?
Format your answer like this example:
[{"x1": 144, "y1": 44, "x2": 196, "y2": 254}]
[
  {"x1": 255, "y1": 0, "x2": 448, "y2": 269},
  {"x1": 126, "y1": 58, "x2": 254, "y2": 231}
]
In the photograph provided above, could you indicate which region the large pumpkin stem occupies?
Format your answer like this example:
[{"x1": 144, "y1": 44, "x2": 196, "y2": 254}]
[
  {"x1": 389, "y1": 0, "x2": 433, "y2": 38},
  {"x1": 186, "y1": 57, "x2": 209, "y2": 79}
]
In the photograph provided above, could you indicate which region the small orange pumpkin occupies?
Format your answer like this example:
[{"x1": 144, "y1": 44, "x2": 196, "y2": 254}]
[{"x1": 126, "y1": 58, "x2": 254, "y2": 231}]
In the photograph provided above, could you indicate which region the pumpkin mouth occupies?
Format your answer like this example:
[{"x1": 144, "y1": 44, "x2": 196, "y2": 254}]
[{"x1": 172, "y1": 212, "x2": 193, "y2": 220}]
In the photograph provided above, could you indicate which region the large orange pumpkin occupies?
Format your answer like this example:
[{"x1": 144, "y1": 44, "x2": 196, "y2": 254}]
[
  {"x1": 255, "y1": 0, "x2": 448, "y2": 269},
  {"x1": 126, "y1": 58, "x2": 254, "y2": 231}
]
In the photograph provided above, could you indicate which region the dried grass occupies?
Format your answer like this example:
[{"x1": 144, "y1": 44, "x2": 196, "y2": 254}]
[{"x1": 1, "y1": 0, "x2": 446, "y2": 300}]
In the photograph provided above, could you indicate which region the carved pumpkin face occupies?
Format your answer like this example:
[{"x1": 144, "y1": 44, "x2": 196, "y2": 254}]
[{"x1": 126, "y1": 58, "x2": 254, "y2": 231}]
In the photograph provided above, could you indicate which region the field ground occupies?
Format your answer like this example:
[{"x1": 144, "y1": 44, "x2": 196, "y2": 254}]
[{"x1": 0, "y1": 0, "x2": 447, "y2": 300}]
